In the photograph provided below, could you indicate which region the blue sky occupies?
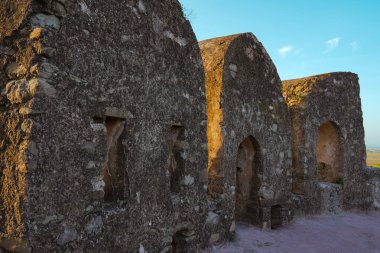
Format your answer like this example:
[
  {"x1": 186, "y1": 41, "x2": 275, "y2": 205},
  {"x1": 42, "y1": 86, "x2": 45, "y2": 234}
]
[{"x1": 179, "y1": 0, "x2": 380, "y2": 148}]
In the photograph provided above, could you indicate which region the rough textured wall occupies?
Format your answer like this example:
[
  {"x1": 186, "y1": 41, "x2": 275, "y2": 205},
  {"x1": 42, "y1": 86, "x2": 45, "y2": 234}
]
[
  {"x1": 0, "y1": 0, "x2": 36, "y2": 247},
  {"x1": 0, "y1": 0, "x2": 32, "y2": 42},
  {"x1": 283, "y1": 73, "x2": 371, "y2": 214},
  {"x1": 199, "y1": 33, "x2": 293, "y2": 244},
  {"x1": 318, "y1": 182, "x2": 343, "y2": 214},
  {"x1": 366, "y1": 168, "x2": 380, "y2": 210},
  {"x1": 0, "y1": 0, "x2": 207, "y2": 252}
]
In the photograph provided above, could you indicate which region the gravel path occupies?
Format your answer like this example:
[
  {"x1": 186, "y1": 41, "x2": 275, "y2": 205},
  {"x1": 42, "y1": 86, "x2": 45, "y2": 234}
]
[{"x1": 208, "y1": 212, "x2": 380, "y2": 253}]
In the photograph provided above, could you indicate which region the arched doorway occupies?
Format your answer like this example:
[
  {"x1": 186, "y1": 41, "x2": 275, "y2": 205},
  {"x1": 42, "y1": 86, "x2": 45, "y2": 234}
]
[
  {"x1": 235, "y1": 136, "x2": 262, "y2": 225},
  {"x1": 316, "y1": 121, "x2": 343, "y2": 184}
]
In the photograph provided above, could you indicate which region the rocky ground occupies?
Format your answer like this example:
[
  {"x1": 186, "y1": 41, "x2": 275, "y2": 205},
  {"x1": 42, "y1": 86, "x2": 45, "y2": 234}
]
[{"x1": 206, "y1": 212, "x2": 380, "y2": 253}]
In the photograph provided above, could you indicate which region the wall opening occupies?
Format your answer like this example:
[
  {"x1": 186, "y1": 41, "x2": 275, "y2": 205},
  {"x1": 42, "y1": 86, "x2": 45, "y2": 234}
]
[
  {"x1": 171, "y1": 229, "x2": 193, "y2": 253},
  {"x1": 271, "y1": 205, "x2": 282, "y2": 229},
  {"x1": 235, "y1": 136, "x2": 262, "y2": 225},
  {"x1": 102, "y1": 117, "x2": 128, "y2": 202},
  {"x1": 168, "y1": 125, "x2": 185, "y2": 193},
  {"x1": 316, "y1": 121, "x2": 343, "y2": 184}
]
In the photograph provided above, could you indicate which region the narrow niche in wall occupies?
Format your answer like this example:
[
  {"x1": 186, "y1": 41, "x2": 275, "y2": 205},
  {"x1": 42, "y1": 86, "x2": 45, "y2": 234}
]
[
  {"x1": 235, "y1": 136, "x2": 262, "y2": 226},
  {"x1": 316, "y1": 121, "x2": 343, "y2": 184},
  {"x1": 171, "y1": 229, "x2": 194, "y2": 253},
  {"x1": 102, "y1": 116, "x2": 128, "y2": 202},
  {"x1": 271, "y1": 205, "x2": 283, "y2": 229},
  {"x1": 168, "y1": 125, "x2": 185, "y2": 193}
]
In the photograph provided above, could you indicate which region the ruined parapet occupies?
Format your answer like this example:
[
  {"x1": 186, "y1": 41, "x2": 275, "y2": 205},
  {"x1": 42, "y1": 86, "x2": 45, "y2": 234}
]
[
  {"x1": 0, "y1": 1, "x2": 207, "y2": 252},
  {"x1": 283, "y1": 73, "x2": 371, "y2": 214},
  {"x1": 199, "y1": 33, "x2": 293, "y2": 243}
]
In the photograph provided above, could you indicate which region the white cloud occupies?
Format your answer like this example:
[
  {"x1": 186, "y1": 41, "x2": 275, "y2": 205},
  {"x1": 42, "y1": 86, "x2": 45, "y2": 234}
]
[
  {"x1": 325, "y1": 37, "x2": 340, "y2": 52},
  {"x1": 278, "y1": 45, "x2": 294, "y2": 57},
  {"x1": 351, "y1": 41, "x2": 358, "y2": 52}
]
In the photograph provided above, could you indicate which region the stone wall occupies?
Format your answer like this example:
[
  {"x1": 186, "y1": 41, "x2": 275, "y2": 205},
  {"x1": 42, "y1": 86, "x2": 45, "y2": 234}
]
[
  {"x1": 0, "y1": 1, "x2": 376, "y2": 252},
  {"x1": 199, "y1": 33, "x2": 293, "y2": 243},
  {"x1": 366, "y1": 168, "x2": 380, "y2": 210},
  {"x1": 0, "y1": 0, "x2": 208, "y2": 252},
  {"x1": 318, "y1": 182, "x2": 343, "y2": 214},
  {"x1": 283, "y1": 73, "x2": 371, "y2": 214}
]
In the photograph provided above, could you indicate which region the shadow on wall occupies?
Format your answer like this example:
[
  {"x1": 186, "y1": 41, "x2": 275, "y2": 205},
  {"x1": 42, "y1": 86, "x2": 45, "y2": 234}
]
[
  {"x1": 235, "y1": 136, "x2": 263, "y2": 226},
  {"x1": 271, "y1": 205, "x2": 283, "y2": 229},
  {"x1": 168, "y1": 125, "x2": 186, "y2": 193},
  {"x1": 101, "y1": 116, "x2": 129, "y2": 202},
  {"x1": 172, "y1": 229, "x2": 195, "y2": 253}
]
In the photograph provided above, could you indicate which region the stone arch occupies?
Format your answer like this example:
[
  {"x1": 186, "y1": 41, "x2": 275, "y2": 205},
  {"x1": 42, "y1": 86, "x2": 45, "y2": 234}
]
[
  {"x1": 235, "y1": 136, "x2": 262, "y2": 225},
  {"x1": 200, "y1": 33, "x2": 292, "y2": 240},
  {"x1": 316, "y1": 121, "x2": 343, "y2": 184},
  {"x1": 283, "y1": 73, "x2": 368, "y2": 213}
]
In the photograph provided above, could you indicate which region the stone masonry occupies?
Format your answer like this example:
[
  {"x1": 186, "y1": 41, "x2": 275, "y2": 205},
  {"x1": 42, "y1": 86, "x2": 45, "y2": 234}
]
[
  {"x1": 0, "y1": 0, "x2": 208, "y2": 252},
  {"x1": 199, "y1": 33, "x2": 293, "y2": 243},
  {"x1": 283, "y1": 73, "x2": 371, "y2": 214},
  {"x1": 0, "y1": 1, "x2": 378, "y2": 252},
  {"x1": 366, "y1": 167, "x2": 380, "y2": 210}
]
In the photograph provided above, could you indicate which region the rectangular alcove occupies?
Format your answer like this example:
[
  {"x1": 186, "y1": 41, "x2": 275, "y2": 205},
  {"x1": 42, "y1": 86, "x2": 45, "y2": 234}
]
[
  {"x1": 94, "y1": 116, "x2": 129, "y2": 203},
  {"x1": 168, "y1": 125, "x2": 186, "y2": 193}
]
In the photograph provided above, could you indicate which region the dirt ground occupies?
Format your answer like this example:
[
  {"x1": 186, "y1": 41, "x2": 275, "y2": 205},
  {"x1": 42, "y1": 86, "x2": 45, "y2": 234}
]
[{"x1": 208, "y1": 212, "x2": 380, "y2": 253}]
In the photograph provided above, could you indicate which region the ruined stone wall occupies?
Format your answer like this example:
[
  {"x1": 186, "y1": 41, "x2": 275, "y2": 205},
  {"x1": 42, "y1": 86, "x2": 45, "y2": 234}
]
[
  {"x1": 1, "y1": 1, "x2": 375, "y2": 252},
  {"x1": 0, "y1": 1, "x2": 208, "y2": 252},
  {"x1": 200, "y1": 33, "x2": 293, "y2": 243},
  {"x1": 366, "y1": 168, "x2": 380, "y2": 210},
  {"x1": 283, "y1": 73, "x2": 371, "y2": 214}
]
